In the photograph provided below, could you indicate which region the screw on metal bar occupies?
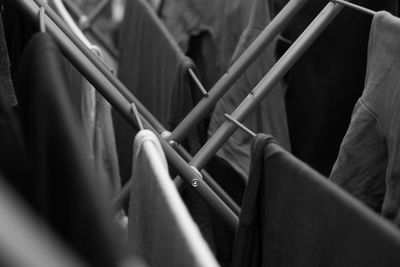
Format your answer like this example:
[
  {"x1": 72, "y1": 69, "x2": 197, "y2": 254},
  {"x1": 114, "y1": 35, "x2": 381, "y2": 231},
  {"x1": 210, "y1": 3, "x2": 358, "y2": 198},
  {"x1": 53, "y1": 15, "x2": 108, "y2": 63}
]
[
  {"x1": 224, "y1": 113, "x2": 256, "y2": 137},
  {"x1": 191, "y1": 179, "x2": 200, "y2": 187},
  {"x1": 161, "y1": 131, "x2": 178, "y2": 149},
  {"x1": 190, "y1": 166, "x2": 202, "y2": 188}
]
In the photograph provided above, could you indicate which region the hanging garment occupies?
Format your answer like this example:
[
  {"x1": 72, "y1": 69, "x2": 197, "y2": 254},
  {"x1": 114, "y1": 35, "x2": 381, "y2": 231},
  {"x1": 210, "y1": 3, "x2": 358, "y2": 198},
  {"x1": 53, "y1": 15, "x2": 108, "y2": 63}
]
[
  {"x1": 118, "y1": 0, "x2": 196, "y2": 128},
  {"x1": 0, "y1": 0, "x2": 36, "y2": 184},
  {"x1": 0, "y1": 93, "x2": 29, "y2": 187},
  {"x1": 330, "y1": 11, "x2": 400, "y2": 225},
  {"x1": 202, "y1": 156, "x2": 245, "y2": 267},
  {"x1": 1, "y1": 0, "x2": 36, "y2": 90},
  {"x1": 159, "y1": 0, "x2": 256, "y2": 87},
  {"x1": 270, "y1": 0, "x2": 398, "y2": 176},
  {"x1": 116, "y1": 1, "x2": 213, "y2": 246},
  {"x1": 62, "y1": 53, "x2": 122, "y2": 197},
  {"x1": 0, "y1": 11, "x2": 29, "y2": 185},
  {"x1": 159, "y1": 0, "x2": 225, "y2": 88},
  {"x1": 0, "y1": 176, "x2": 87, "y2": 267},
  {"x1": 12, "y1": 32, "x2": 122, "y2": 267},
  {"x1": 116, "y1": 0, "x2": 201, "y2": 182},
  {"x1": 127, "y1": 130, "x2": 219, "y2": 267},
  {"x1": 0, "y1": 11, "x2": 16, "y2": 107},
  {"x1": 232, "y1": 133, "x2": 400, "y2": 267},
  {"x1": 208, "y1": 0, "x2": 291, "y2": 180}
]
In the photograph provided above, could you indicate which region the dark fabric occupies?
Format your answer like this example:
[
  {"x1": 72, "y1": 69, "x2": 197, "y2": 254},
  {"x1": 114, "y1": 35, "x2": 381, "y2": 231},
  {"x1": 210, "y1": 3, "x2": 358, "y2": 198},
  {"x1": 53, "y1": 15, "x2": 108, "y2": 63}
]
[
  {"x1": 232, "y1": 133, "x2": 400, "y2": 267},
  {"x1": 0, "y1": 0, "x2": 31, "y2": 198},
  {"x1": 0, "y1": 94, "x2": 29, "y2": 193},
  {"x1": 330, "y1": 12, "x2": 400, "y2": 225},
  {"x1": 62, "y1": 56, "x2": 121, "y2": 197},
  {"x1": 0, "y1": 11, "x2": 15, "y2": 106},
  {"x1": 116, "y1": 0, "x2": 200, "y2": 182},
  {"x1": 12, "y1": 33, "x2": 121, "y2": 267},
  {"x1": 205, "y1": 156, "x2": 245, "y2": 267},
  {"x1": 185, "y1": 31, "x2": 220, "y2": 90},
  {"x1": 208, "y1": 0, "x2": 290, "y2": 180},
  {"x1": 1, "y1": 0, "x2": 35, "y2": 89},
  {"x1": 270, "y1": 0, "x2": 398, "y2": 176},
  {"x1": 118, "y1": 0, "x2": 195, "y2": 127}
]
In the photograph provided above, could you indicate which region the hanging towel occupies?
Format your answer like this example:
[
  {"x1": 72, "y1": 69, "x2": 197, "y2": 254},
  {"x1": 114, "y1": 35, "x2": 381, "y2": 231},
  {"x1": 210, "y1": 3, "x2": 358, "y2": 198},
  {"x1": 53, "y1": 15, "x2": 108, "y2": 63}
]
[
  {"x1": 127, "y1": 130, "x2": 219, "y2": 267},
  {"x1": 330, "y1": 11, "x2": 400, "y2": 225},
  {"x1": 208, "y1": 0, "x2": 290, "y2": 181},
  {"x1": 270, "y1": 0, "x2": 398, "y2": 176},
  {"x1": 232, "y1": 133, "x2": 400, "y2": 267},
  {"x1": 12, "y1": 33, "x2": 122, "y2": 267}
]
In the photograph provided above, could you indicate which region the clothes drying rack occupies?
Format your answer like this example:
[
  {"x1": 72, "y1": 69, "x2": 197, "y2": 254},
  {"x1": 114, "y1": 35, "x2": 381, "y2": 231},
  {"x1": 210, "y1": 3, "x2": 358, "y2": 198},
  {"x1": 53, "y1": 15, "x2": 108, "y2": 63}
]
[
  {"x1": 44, "y1": 0, "x2": 239, "y2": 214},
  {"x1": 12, "y1": 0, "x2": 378, "y2": 231}
]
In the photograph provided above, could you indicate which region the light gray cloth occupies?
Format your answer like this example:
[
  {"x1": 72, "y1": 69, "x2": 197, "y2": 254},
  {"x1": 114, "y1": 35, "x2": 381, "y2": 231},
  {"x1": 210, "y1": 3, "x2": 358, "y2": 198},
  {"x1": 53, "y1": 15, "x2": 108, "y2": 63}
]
[
  {"x1": 330, "y1": 11, "x2": 400, "y2": 225},
  {"x1": 62, "y1": 50, "x2": 121, "y2": 196},
  {"x1": 208, "y1": 0, "x2": 290, "y2": 180},
  {"x1": 128, "y1": 130, "x2": 219, "y2": 267}
]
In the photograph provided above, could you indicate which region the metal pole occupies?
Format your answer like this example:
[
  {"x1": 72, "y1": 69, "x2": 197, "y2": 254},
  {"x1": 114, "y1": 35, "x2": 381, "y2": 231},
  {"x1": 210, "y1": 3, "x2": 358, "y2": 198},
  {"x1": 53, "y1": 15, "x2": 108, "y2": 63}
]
[
  {"x1": 187, "y1": 2, "x2": 344, "y2": 172},
  {"x1": 188, "y1": 68, "x2": 208, "y2": 97},
  {"x1": 110, "y1": 124, "x2": 241, "y2": 216},
  {"x1": 175, "y1": 146, "x2": 241, "y2": 215},
  {"x1": 332, "y1": 0, "x2": 376, "y2": 16},
  {"x1": 35, "y1": 0, "x2": 239, "y2": 216},
  {"x1": 33, "y1": 0, "x2": 164, "y2": 131},
  {"x1": 167, "y1": 0, "x2": 310, "y2": 145},
  {"x1": 89, "y1": 25, "x2": 119, "y2": 58},
  {"x1": 13, "y1": 0, "x2": 238, "y2": 230}
]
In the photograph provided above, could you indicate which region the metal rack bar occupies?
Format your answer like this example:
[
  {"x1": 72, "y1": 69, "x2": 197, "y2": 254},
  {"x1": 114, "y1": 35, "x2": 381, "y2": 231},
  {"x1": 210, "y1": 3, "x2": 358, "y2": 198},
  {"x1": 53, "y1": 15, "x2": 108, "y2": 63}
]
[
  {"x1": 53, "y1": 0, "x2": 95, "y2": 49},
  {"x1": 186, "y1": 2, "x2": 344, "y2": 173},
  {"x1": 332, "y1": 0, "x2": 376, "y2": 16},
  {"x1": 39, "y1": 0, "x2": 238, "y2": 217},
  {"x1": 15, "y1": 0, "x2": 238, "y2": 230},
  {"x1": 224, "y1": 114, "x2": 256, "y2": 137},
  {"x1": 166, "y1": 0, "x2": 310, "y2": 145},
  {"x1": 188, "y1": 68, "x2": 208, "y2": 97}
]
